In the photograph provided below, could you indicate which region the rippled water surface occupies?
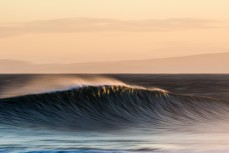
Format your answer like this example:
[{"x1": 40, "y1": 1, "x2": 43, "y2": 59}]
[{"x1": 0, "y1": 74, "x2": 229, "y2": 153}]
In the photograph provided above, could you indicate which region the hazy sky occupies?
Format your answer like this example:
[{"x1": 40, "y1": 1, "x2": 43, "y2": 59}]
[{"x1": 0, "y1": 0, "x2": 229, "y2": 64}]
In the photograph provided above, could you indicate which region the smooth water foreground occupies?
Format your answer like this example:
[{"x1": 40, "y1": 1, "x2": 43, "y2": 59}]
[
  {"x1": 2, "y1": 125, "x2": 229, "y2": 153},
  {"x1": 0, "y1": 74, "x2": 229, "y2": 153}
]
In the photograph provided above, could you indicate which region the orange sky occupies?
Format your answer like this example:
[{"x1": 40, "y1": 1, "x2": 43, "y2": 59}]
[{"x1": 0, "y1": 0, "x2": 229, "y2": 64}]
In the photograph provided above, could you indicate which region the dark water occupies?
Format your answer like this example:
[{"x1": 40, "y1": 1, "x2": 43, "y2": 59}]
[{"x1": 0, "y1": 74, "x2": 229, "y2": 153}]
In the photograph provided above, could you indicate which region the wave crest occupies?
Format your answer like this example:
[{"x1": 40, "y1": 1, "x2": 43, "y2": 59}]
[{"x1": 0, "y1": 85, "x2": 228, "y2": 130}]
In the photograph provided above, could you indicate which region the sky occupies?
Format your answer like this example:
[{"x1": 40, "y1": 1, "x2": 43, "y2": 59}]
[{"x1": 0, "y1": 0, "x2": 229, "y2": 64}]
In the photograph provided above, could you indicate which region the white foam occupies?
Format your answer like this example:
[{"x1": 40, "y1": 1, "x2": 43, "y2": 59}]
[{"x1": 0, "y1": 76, "x2": 126, "y2": 98}]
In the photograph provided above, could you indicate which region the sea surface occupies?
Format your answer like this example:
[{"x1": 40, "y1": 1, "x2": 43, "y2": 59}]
[{"x1": 0, "y1": 74, "x2": 229, "y2": 153}]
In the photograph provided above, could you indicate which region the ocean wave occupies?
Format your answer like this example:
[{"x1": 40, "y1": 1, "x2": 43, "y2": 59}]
[{"x1": 0, "y1": 85, "x2": 228, "y2": 130}]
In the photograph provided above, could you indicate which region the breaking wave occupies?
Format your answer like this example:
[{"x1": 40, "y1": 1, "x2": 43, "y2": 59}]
[{"x1": 0, "y1": 84, "x2": 228, "y2": 130}]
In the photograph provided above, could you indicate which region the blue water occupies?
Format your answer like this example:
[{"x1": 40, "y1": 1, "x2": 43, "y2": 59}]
[
  {"x1": 1, "y1": 74, "x2": 229, "y2": 153},
  {"x1": 2, "y1": 124, "x2": 229, "y2": 153}
]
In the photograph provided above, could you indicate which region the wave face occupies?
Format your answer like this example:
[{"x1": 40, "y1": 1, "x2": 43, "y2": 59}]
[{"x1": 0, "y1": 85, "x2": 228, "y2": 130}]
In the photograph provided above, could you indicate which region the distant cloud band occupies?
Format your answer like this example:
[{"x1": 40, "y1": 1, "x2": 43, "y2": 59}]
[{"x1": 0, "y1": 17, "x2": 225, "y2": 38}]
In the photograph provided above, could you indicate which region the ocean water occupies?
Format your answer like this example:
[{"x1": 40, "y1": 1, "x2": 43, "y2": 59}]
[{"x1": 0, "y1": 74, "x2": 229, "y2": 153}]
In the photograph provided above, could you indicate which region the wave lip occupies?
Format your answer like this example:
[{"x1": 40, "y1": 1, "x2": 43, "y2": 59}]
[{"x1": 0, "y1": 85, "x2": 228, "y2": 130}]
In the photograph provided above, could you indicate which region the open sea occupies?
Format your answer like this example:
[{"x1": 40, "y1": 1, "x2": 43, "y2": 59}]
[{"x1": 0, "y1": 74, "x2": 229, "y2": 153}]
